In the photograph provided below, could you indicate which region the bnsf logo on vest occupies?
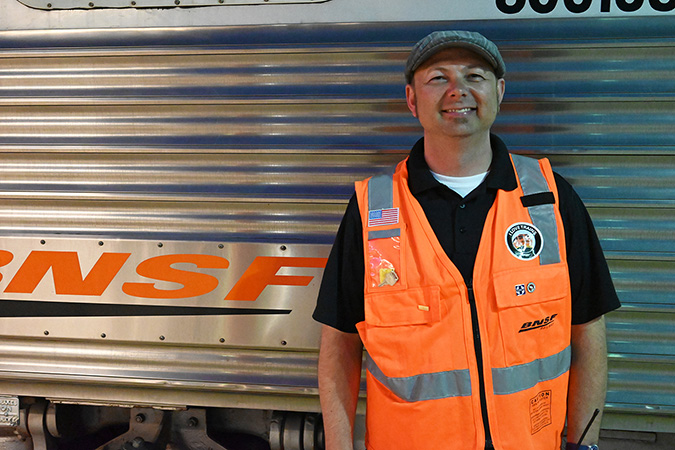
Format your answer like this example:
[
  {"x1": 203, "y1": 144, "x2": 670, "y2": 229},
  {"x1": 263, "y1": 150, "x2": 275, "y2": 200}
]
[
  {"x1": 496, "y1": 0, "x2": 675, "y2": 14},
  {"x1": 519, "y1": 314, "x2": 558, "y2": 333}
]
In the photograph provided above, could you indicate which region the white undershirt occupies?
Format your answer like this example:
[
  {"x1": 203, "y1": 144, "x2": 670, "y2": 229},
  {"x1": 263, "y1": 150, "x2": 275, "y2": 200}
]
[{"x1": 430, "y1": 170, "x2": 490, "y2": 198}]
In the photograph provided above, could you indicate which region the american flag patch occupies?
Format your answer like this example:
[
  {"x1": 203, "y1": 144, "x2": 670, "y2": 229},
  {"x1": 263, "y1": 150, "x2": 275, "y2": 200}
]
[{"x1": 368, "y1": 208, "x2": 399, "y2": 227}]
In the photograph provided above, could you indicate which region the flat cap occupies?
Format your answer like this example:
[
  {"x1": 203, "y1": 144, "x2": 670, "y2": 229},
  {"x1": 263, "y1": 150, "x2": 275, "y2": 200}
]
[{"x1": 405, "y1": 30, "x2": 506, "y2": 83}]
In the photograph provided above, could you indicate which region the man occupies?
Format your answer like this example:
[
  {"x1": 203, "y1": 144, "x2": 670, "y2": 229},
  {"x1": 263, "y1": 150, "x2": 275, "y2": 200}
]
[{"x1": 313, "y1": 30, "x2": 620, "y2": 450}]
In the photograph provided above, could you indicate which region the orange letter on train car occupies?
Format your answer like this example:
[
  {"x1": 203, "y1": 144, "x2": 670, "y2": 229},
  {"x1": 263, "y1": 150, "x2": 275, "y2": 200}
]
[
  {"x1": 0, "y1": 250, "x2": 14, "y2": 282},
  {"x1": 4, "y1": 251, "x2": 131, "y2": 295},
  {"x1": 225, "y1": 256, "x2": 327, "y2": 301},
  {"x1": 122, "y1": 254, "x2": 229, "y2": 299}
]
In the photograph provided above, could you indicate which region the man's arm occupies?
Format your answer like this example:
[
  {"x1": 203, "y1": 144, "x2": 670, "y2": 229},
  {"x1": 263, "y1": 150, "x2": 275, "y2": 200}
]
[
  {"x1": 566, "y1": 315, "x2": 608, "y2": 446},
  {"x1": 318, "y1": 325, "x2": 363, "y2": 450}
]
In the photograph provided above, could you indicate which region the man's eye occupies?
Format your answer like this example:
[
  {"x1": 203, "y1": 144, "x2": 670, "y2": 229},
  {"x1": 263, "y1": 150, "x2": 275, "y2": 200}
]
[
  {"x1": 429, "y1": 75, "x2": 446, "y2": 83},
  {"x1": 468, "y1": 73, "x2": 486, "y2": 81}
]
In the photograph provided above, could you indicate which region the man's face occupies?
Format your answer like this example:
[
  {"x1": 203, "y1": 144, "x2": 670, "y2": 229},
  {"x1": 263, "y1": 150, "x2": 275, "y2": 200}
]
[{"x1": 405, "y1": 48, "x2": 505, "y2": 140}]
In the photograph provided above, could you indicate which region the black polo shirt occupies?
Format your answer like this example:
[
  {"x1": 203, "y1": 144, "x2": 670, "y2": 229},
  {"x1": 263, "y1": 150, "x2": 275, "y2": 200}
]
[{"x1": 313, "y1": 135, "x2": 620, "y2": 333}]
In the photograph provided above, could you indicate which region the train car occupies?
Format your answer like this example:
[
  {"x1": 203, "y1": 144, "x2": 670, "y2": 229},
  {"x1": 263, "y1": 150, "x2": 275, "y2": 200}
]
[{"x1": 0, "y1": 0, "x2": 673, "y2": 448}]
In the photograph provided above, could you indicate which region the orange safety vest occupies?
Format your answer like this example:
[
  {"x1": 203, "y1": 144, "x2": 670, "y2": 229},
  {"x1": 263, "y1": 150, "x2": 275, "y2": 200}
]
[{"x1": 355, "y1": 154, "x2": 571, "y2": 450}]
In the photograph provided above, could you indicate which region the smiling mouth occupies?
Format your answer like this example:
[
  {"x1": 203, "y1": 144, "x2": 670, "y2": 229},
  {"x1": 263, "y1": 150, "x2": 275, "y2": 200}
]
[{"x1": 442, "y1": 107, "x2": 475, "y2": 114}]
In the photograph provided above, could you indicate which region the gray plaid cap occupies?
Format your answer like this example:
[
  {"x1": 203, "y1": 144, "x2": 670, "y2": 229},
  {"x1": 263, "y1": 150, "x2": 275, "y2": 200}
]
[{"x1": 405, "y1": 30, "x2": 506, "y2": 83}]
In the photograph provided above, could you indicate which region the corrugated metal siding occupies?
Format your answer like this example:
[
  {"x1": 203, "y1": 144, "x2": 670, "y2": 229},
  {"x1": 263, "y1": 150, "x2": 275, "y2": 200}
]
[{"x1": 0, "y1": 18, "x2": 673, "y2": 431}]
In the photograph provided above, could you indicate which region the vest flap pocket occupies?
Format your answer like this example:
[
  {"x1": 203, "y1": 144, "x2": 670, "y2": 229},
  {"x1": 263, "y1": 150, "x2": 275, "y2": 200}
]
[
  {"x1": 365, "y1": 286, "x2": 441, "y2": 327},
  {"x1": 492, "y1": 264, "x2": 570, "y2": 309}
]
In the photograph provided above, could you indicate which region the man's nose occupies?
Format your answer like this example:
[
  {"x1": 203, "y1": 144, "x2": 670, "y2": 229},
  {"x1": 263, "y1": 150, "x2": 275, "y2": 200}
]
[{"x1": 446, "y1": 80, "x2": 467, "y2": 97}]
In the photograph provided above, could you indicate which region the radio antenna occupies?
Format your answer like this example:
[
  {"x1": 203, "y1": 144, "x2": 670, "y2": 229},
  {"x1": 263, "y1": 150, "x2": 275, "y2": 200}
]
[{"x1": 574, "y1": 408, "x2": 600, "y2": 450}]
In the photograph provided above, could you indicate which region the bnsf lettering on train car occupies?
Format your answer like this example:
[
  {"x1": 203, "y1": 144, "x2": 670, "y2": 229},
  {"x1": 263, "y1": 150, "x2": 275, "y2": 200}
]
[
  {"x1": 496, "y1": 0, "x2": 674, "y2": 14},
  {"x1": 0, "y1": 250, "x2": 327, "y2": 301}
]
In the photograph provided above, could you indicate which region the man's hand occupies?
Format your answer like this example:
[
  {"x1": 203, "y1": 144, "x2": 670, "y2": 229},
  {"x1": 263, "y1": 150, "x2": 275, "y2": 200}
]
[{"x1": 318, "y1": 325, "x2": 363, "y2": 450}]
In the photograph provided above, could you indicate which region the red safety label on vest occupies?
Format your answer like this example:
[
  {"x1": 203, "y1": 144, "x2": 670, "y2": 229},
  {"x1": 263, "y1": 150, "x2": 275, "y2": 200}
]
[{"x1": 529, "y1": 390, "x2": 552, "y2": 434}]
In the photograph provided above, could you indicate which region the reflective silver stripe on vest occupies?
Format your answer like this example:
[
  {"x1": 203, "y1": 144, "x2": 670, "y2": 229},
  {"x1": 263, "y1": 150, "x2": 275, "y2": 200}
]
[
  {"x1": 492, "y1": 345, "x2": 571, "y2": 395},
  {"x1": 365, "y1": 353, "x2": 472, "y2": 402},
  {"x1": 368, "y1": 228, "x2": 400, "y2": 240},
  {"x1": 511, "y1": 154, "x2": 561, "y2": 265},
  {"x1": 368, "y1": 174, "x2": 394, "y2": 211}
]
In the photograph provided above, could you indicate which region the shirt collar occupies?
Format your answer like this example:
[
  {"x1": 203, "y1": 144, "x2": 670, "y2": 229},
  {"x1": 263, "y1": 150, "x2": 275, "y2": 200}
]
[{"x1": 406, "y1": 134, "x2": 518, "y2": 195}]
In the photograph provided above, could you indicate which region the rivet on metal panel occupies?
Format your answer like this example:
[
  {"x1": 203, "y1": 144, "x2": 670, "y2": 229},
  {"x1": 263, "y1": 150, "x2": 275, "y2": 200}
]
[
  {"x1": 100, "y1": 333, "x2": 106, "y2": 338},
  {"x1": 88, "y1": 2, "x2": 94, "y2": 6},
  {"x1": 174, "y1": 0, "x2": 179, "y2": 4},
  {"x1": 131, "y1": 0, "x2": 136, "y2": 4},
  {"x1": 46, "y1": 2, "x2": 52, "y2": 6},
  {"x1": 159, "y1": 335, "x2": 165, "y2": 341},
  {"x1": 187, "y1": 416, "x2": 198, "y2": 427},
  {"x1": 98, "y1": 241, "x2": 104, "y2": 246},
  {"x1": 158, "y1": 243, "x2": 163, "y2": 248},
  {"x1": 40, "y1": 240, "x2": 46, "y2": 245},
  {"x1": 219, "y1": 338, "x2": 225, "y2": 343},
  {"x1": 218, "y1": 244, "x2": 224, "y2": 249},
  {"x1": 44, "y1": 330, "x2": 49, "y2": 335},
  {"x1": 135, "y1": 414, "x2": 145, "y2": 423},
  {"x1": 281, "y1": 340, "x2": 287, "y2": 346},
  {"x1": 280, "y1": 245, "x2": 287, "y2": 251}
]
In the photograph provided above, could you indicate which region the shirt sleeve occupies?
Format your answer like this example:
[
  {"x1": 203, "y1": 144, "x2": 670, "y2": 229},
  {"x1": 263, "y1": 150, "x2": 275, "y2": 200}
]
[
  {"x1": 554, "y1": 173, "x2": 621, "y2": 324},
  {"x1": 312, "y1": 193, "x2": 365, "y2": 333}
]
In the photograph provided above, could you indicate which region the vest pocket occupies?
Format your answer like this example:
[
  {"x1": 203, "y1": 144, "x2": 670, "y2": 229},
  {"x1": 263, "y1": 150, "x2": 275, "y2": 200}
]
[
  {"x1": 491, "y1": 264, "x2": 570, "y2": 368},
  {"x1": 365, "y1": 286, "x2": 441, "y2": 327},
  {"x1": 492, "y1": 264, "x2": 570, "y2": 309},
  {"x1": 362, "y1": 286, "x2": 447, "y2": 379},
  {"x1": 367, "y1": 226, "x2": 404, "y2": 289}
]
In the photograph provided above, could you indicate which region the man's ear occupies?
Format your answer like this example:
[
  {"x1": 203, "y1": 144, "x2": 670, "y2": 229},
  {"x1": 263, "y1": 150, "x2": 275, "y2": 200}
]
[
  {"x1": 497, "y1": 78, "x2": 506, "y2": 105},
  {"x1": 405, "y1": 84, "x2": 417, "y2": 118}
]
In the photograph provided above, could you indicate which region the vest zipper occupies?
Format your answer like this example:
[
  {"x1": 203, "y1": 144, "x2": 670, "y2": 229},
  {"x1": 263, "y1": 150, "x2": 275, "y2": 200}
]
[{"x1": 467, "y1": 280, "x2": 494, "y2": 450}]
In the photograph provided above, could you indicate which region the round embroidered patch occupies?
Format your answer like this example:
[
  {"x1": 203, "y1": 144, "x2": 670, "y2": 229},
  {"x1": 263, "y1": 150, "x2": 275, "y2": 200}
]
[{"x1": 505, "y1": 222, "x2": 543, "y2": 261}]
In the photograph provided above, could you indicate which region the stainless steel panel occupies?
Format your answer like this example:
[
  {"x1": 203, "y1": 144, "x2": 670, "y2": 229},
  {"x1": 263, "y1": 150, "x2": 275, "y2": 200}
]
[
  {"x1": 0, "y1": 336, "x2": 324, "y2": 412},
  {"x1": 608, "y1": 259, "x2": 674, "y2": 306},
  {"x1": 0, "y1": 198, "x2": 345, "y2": 243},
  {"x1": 0, "y1": 235, "x2": 329, "y2": 410},
  {"x1": 19, "y1": 0, "x2": 327, "y2": 10},
  {"x1": 0, "y1": 19, "x2": 673, "y2": 431},
  {"x1": 588, "y1": 207, "x2": 674, "y2": 255},
  {"x1": 0, "y1": 336, "x2": 320, "y2": 389},
  {"x1": 546, "y1": 155, "x2": 675, "y2": 204},
  {"x1": 1, "y1": 0, "x2": 672, "y2": 31},
  {"x1": 0, "y1": 236, "x2": 328, "y2": 349}
]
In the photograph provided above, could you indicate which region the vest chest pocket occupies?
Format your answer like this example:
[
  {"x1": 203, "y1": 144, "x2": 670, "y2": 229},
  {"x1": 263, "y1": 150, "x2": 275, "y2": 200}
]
[
  {"x1": 365, "y1": 286, "x2": 441, "y2": 327},
  {"x1": 491, "y1": 264, "x2": 571, "y2": 367},
  {"x1": 367, "y1": 227, "x2": 404, "y2": 289},
  {"x1": 493, "y1": 264, "x2": 570, "y2": 309},
  {"x1": 362, "y1": 286, "x2": 447, "y2": 378}
]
